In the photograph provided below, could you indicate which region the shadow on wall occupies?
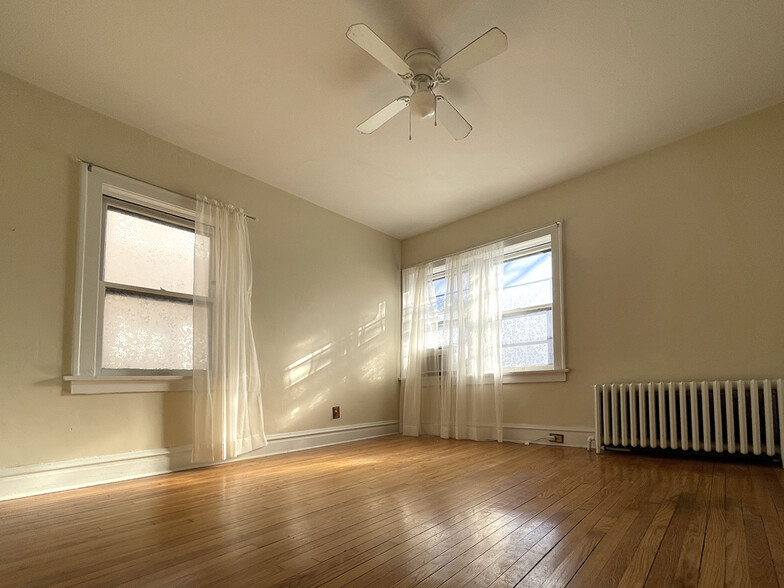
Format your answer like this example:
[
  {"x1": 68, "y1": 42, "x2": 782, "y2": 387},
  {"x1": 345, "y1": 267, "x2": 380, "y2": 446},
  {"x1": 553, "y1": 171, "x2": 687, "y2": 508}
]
[{"x1": 282, "y1": 302, "x2": 388, "y2": 427}]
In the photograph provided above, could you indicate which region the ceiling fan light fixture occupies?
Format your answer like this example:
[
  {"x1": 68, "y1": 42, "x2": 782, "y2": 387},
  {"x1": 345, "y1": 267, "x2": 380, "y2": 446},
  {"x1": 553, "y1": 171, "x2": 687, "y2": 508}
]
[{"x1": 409, "y1": 88, "x2": 436, "y2": 119}]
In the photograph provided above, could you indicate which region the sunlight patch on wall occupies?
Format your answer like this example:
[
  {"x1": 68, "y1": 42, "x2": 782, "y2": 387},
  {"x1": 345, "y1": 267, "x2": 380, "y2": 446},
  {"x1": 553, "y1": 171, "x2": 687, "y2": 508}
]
[{"x1": 283, "y1": 302, "x2": 387, "y2": 389}]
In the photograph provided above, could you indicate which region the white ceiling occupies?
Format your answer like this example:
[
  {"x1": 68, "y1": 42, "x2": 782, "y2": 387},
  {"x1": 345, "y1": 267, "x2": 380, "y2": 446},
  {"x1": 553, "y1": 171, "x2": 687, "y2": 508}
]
[{"x1": 1, "y1": 1, "x2": 783, "y2": 239}]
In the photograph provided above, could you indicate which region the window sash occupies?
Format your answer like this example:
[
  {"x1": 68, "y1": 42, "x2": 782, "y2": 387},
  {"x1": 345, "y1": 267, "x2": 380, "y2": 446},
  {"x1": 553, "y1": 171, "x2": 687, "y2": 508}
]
[
  {"x1": 501, "y1": 247, "x2": 553, "y2": 370},
  {"x1": 97, "y1": 196, "x2": 195, "y2": 376}
]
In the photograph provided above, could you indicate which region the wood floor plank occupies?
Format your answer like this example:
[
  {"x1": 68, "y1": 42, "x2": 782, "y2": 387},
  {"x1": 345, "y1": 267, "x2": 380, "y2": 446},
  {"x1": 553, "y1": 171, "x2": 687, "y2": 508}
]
[
  {"x1": 751, "y1": 471, "x2": 784, "y2": 586},
  {"x1": 0, "y1": 436, "x2": 781, "y2": 587},
  {"x1": 673, "y1": 467, "x2": 712, "y2": 586},
  {"x1": 723, "y1": 466, "x2": 753, "y2": 588},
  {"x1": 393, "y1": 482, "x2": 605, "y2": 588},
  {"x1": 526, "y1": 466, "x2": 658, "y2": 588},
  {"x1": 241, "y1": 448, "x2": 572, "y2": 587},
  {"x1": 566, "y1": 509, "x2": 639, "y2": 588},
  {"x1": 697, "y1": 467, "x2": 725, "y2": 588},
  {"x1": 315, "y1": 455, "x2": 587, "y2": 588},
  {"x1": 517, "y1": 484, "x2": 629, "y2": 587},
  {"x1": 486, "y1": 484, "x2": 610, "y2": 586},
  {"x1": 645, "y1": 465, "x2": 712, "y2": 587},
  {"x1": 738, "y1": 466, "x2": 779, "y2": 588},
  {"x1": 608, "y1": 498, "x2": 677, "y2": 586},
  {"x1": 454, "y1": 481, "x2": 608, "y2": 587},
  {"x1": 578, "y1": 461, "x2": 683, "y2": 587}
]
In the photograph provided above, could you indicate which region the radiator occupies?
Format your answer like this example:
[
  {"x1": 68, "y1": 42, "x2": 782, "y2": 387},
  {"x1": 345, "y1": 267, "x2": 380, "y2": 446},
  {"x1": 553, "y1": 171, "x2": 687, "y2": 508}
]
[{"x1": 593, "y1": 379, "x2": 784, "y2": 466}]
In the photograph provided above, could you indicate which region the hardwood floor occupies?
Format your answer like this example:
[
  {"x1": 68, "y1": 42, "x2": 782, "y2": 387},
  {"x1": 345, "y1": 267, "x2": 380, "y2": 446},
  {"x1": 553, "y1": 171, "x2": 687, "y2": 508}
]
[{"x1": 2, "y1": 436, "x2": 783, "y2": 587}]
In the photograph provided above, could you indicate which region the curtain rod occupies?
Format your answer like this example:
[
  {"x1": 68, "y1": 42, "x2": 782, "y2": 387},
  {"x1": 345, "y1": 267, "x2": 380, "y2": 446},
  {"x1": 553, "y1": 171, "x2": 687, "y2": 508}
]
[
  {"x1": 403, "y1": 221, "x2": 561, "y2": 269},
  {"x1": 78, "y1": 159, "x2": 258, "y2": 222}
]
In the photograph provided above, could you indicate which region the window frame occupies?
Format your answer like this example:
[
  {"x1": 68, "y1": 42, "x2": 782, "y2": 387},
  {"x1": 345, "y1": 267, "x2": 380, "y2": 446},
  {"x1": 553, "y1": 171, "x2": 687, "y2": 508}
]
[
  {"x1": 66, "y1": 163, "x2": 196, "y2": 394},
  {"x1": 501, "y1": 223, "x2": 567, "y2": 383},
  {"x1": 408, "y1": 222, "x2": 567, "y2": 385}
]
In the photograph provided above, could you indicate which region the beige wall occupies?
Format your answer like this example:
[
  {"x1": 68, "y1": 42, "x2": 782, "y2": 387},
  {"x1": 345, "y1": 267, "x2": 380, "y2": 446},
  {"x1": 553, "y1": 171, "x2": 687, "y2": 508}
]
[
  {"x1": 3, "y1": 67, "x2": 781, "y2": 469},
  {"x1": 402, "y1": 102, "x2": 784, "y2": 429},
  {"x1": 0, "y1": 72, "x2": 401, "y2": 468}
]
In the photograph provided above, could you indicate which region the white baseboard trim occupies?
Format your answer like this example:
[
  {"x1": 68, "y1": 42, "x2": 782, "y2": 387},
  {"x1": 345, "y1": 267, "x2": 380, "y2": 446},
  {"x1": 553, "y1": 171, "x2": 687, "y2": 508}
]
[
  {"x1": 503, "y1": 423, "x2": 595, "y2": 449},
  {"x1": 409, "y1": 422, "x2": 595, "y2": 449},
  {"x1": 0, "y1": 420, "x2": 399, "y2": 502}
]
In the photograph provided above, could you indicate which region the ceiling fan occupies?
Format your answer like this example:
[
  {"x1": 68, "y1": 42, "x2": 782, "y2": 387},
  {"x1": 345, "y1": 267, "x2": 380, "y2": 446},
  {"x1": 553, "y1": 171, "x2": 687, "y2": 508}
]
[{"x1": 346, "y1": 24, "x2": 508, "y2": 140}]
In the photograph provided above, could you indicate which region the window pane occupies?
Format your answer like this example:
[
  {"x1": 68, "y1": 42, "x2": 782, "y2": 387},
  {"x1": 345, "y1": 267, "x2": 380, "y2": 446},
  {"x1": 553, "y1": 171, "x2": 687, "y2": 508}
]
[
  {"x1": 102, "y1": 291, "x2": 193, "y2": 370},
  {"x1": 502, "y1": 342, "x2": 553, "y2": 369},
  {"x1": 502, "y1": 251, "x2": 552, "y2": 311},
  {"x1": 503, "y1": 251, "x2": 552, "y2": 288},
  {"x1": 432, "y1": 277, "x2": 446, "y2": 312},
  {"x1": 502, "y1": 280, "x2": 553, "y2": 311},
  {"x1": 502, "y1": 308, "x2": 553, "y2": 368},
  {"x1": 103, "y1": 207, "x2": 194, "y2": 294},
  {"x1": 502, "y1": 310, "x2": 552, "y2": 345}
]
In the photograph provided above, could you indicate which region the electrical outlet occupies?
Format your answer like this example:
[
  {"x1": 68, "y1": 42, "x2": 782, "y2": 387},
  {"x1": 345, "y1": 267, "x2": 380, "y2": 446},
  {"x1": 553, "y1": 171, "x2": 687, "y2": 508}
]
[
  {"x1": 332, "y1": 406, "x2": 340, "y2": 419},
  {"x1": 549, "y1": 433, "x2": 564, "y2": 444}
]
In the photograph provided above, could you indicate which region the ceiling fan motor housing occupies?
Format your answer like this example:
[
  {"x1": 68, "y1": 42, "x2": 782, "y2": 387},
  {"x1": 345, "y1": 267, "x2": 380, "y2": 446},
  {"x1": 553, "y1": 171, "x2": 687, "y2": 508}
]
[
  {"x1": 404, "y1": 49, "x2": 440, "y2": 118},
  {"x1": 404, "y1": 49, "x2": 440, "y2": 85}
]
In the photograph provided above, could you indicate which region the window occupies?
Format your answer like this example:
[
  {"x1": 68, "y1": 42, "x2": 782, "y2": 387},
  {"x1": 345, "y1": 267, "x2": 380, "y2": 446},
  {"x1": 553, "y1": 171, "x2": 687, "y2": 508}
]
[
  {"x1": 501, "y1": 226, "x2": 565, "y2": 378},
  {"x1": 416, "y1": 223, "x2": 566, "y2": 383},
  {"x1": 67, "y1": 163, "x2": 196, "y2": 393}
]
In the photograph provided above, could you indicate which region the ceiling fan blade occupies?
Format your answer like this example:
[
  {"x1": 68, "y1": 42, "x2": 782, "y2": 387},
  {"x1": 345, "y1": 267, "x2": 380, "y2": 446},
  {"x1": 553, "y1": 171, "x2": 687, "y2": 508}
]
[
  {"x1": 438, "y1": 27, "x2": 508, "y2": 81},
  {"x1": 436, "y1": 96, "x2": 472, "y2": 140},
  {"x1": 347, "y1": 24, "x2": 413, "y2": 79},
  {"x1": 357, "y1": 97, "x2": 409, "y2": 134}
]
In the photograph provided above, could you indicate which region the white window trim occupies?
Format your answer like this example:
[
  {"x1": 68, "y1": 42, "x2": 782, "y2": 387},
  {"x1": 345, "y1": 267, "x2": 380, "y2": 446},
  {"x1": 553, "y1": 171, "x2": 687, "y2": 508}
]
[
  {"x1": 63, "y1": 375, "x2": 193, "y2": 395},
  {"x1": 502, "y1": 222, "x2": 567, "y2": 381},
  {"x1": 416, "y1": 368, "x2": 569, "y2": 387},
  {"x1": 67, "y1": 163, "x2": 195, "y2": 394},
  {"x1": 503, "y1": 369, "x2": 569, "y2": 384}
]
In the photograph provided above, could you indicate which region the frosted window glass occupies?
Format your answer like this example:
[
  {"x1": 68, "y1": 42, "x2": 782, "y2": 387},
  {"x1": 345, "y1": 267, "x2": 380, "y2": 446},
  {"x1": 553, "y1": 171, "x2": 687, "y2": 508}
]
[
  {"x1": 502, "y1": 309, "x2": 553, "y2": 368},
  {"x1": 502, "y1": 342, "x2": 552, "y2": 368},
  {"x1": 502, "y1": 310, "x2": 552, "y2": 345},
  {"x1": 102, "y1": 292, "x2": 193, "y2": 370},
  {"x1": 104, "y1": 208, "x2": 194, "y2": 294},
  {"x1": 502, "y1": 280, "x2": 553, "y2": 311}
]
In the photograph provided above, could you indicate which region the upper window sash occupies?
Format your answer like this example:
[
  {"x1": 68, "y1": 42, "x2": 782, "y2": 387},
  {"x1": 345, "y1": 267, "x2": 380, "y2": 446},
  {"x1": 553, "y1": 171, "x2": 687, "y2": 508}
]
[
  {"x1": 101, "y1": 197, "x2": 195, "y2": 298},
  {"x1": 71, "y1": 163, "x2": 196, "y2": 377}
]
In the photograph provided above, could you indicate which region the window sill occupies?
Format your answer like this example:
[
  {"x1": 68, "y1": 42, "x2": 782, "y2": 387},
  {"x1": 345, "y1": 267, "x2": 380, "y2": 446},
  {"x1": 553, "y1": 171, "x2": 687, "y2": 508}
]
[
  {"x1": 412, "y1": 368, "x2": 569, "y2": 387},
  {"x1": 64, "y1": 375, "x2": 192, "y2": 395},
  {"x1": 503, "y1": 368, "x2": 569, "y2": 383}
]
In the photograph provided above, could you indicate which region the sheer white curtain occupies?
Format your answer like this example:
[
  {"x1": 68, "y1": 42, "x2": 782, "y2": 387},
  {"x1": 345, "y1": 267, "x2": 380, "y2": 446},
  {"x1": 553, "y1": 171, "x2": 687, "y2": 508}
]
[
  {"x1": 401, "y1": 242, "x2": 505, "y2": 442},
  {"x1": 192, "y1": 196, "x2": 266, "y2": 463},
  {"x1": 400, "y1": 263, "x2": 434, "y2": 437}
]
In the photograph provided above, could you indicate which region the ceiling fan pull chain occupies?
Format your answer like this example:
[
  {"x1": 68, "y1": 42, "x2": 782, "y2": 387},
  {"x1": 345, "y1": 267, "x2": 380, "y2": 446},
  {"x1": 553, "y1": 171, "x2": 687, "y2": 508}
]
[
  {"x1": 409, "y1": 107, "x2": 412, "y2": 141},
  {"x1": 434, "y1": 94, "x2": 438, "y2": 127}
]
